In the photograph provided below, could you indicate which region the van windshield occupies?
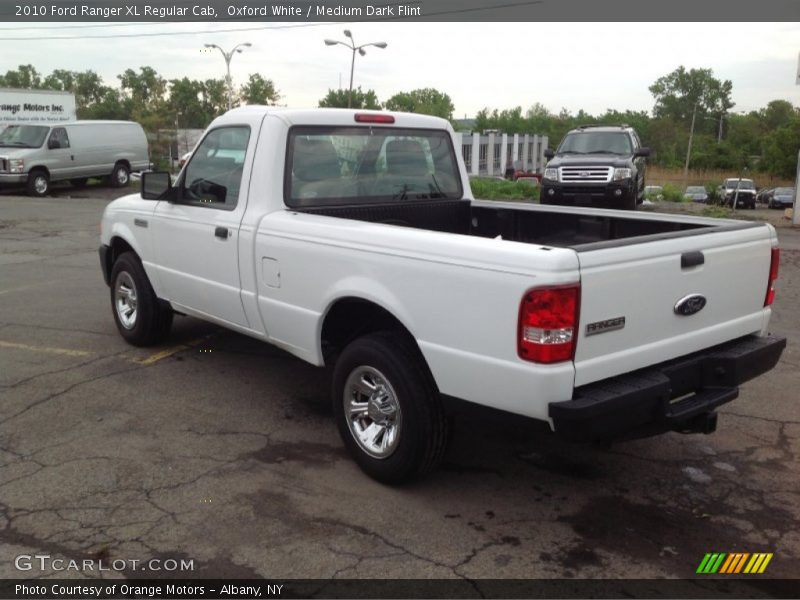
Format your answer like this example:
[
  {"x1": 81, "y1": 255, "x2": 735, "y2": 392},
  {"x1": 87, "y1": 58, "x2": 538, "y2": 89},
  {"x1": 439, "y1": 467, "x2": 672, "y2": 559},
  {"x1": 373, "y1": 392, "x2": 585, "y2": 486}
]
[
  {"x1": 285, "y1": 126, "x2": 463, "y2": 207},
  {"x1": 0, "y1": 125, "x2": 49, "y2": 148}
]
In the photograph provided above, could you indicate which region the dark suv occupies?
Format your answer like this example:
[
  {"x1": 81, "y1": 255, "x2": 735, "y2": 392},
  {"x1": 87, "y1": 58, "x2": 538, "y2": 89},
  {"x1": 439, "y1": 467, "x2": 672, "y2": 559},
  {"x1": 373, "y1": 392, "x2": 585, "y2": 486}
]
[{"x1": 541, "y1": 125, "x2": 650, "y2": 210}]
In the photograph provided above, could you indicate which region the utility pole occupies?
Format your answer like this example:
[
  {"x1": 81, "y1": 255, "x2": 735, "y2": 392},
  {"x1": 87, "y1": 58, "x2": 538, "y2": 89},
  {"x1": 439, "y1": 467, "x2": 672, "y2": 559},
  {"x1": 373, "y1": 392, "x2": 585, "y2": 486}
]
[
  {"x1": 204, "y1": 42, "x2": 252, "y2": 111},
  {"x1": 325, "y1": 31, "x2": 387, "y2": 109},
  {"x1": 683, "y1": 102, "x2": 698, "y2": 189}
]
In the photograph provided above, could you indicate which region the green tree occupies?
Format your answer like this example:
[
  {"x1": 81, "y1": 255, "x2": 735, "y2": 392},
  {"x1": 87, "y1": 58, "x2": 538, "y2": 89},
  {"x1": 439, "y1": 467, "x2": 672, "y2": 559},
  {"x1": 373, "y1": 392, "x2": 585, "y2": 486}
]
[
  {"x1": 0, "y1": 64, "x2": 43, "y2": 88},
  {"x1": 760, "y1": 100, "x2": 797, "y2": 130},
  {"x1": 384, "y1": 88, "x2": 454, "y2": 120},
  {"x1": 648, "y1": 66, "x2": 733, "y2": 122},
  {"x1": 239, "y1": 73, "x2": 280, "y2": 106},
  {"x1": 201, "y1": 79, "x2": 228, "y2": 118},
  {"x1": 763, "y1": 119, "x2": 800, "y2": 178},
  {"x1": 118, "y1": 66, "x2": 167, "y2": 114},
  {"x1": 168, "y1": 77, "x2": 208, "y2": 128},
  {"x1": 318, "y1": 87, "x2": 381, "y2": 109}
]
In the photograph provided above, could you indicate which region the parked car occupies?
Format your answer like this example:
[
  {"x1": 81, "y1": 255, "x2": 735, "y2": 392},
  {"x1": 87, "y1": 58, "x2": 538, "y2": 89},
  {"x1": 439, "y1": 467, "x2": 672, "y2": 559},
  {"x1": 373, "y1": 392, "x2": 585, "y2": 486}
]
[
  {"x1": 644, "y1": 185, "x2": 664, "y2": 201},
  {"x1": 719, "y1": 178, "x2": 757, "y2": 209},
  {"x1": 99, "y1": 107, "x2": 785, "y2": 482},
  {"x1": 756, "y1": 187, "x2": 774, "y2": 205},
  {"x1": 684, "y1": 185, "x2": 709, "y2": 203},
  {"x1": 768, "y1": 187, "x2": 795, "y2": 209},
  {"x1": 541, "y1": 124, "x2": 650, "y2": 211},
  {"x1": 0, "y1": 121, "x2": 149, "y2": 197}
]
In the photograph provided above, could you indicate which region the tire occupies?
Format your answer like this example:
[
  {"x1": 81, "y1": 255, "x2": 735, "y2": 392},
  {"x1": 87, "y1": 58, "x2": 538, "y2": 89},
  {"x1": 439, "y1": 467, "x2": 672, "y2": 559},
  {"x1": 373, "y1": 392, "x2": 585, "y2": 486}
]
[
  {"x1": 26, "y1": 170, "x2": 50, "y2": 197},
  {"x1": 70, "y1": 178, "x2": 88, "y2": 188},
  {"x1": 109, "y1": 252, "x2": 173, "y2": 346},
  {"x1": 332, "y1": 331, "x2": 449, "y2": 483},
  {"x1": 110, "y1": 162, "x2": 130, "y2": 188}
]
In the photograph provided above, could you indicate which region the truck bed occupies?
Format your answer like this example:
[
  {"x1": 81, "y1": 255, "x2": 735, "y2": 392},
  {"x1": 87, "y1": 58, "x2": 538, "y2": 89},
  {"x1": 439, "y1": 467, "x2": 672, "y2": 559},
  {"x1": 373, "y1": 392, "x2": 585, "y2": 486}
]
[{"x1": 295, "y1": 198, "x2": 758, "y2": 249}]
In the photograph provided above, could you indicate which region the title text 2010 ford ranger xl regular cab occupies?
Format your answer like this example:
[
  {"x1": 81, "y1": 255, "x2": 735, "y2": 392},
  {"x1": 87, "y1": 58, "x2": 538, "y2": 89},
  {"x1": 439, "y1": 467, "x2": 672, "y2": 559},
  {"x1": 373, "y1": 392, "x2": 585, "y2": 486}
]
[{"x1": 99, "y1": 108, "x2": 785, "y2": 483}]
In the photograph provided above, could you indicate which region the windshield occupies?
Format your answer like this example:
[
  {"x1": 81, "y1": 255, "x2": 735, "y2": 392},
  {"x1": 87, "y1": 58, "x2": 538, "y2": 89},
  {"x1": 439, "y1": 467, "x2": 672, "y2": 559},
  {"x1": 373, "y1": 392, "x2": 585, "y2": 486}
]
[
  {"x1": 686, "y1": 186, "x2": 705, "y2": 193},
  {"x1": 774, "y1": 188, "x2": 794, "y2": 195},
  {"x1": 725, "y1": 179, "x2": 754, "y2": 190},
  {"x1": 558, "y1": 131, "x2": 632, "y2": 155},
  {"x1": 0, "y1": 125, "x2": 49, "y2": 148},
  {"x1": 286, "y1": 126, "x2": 462, "y2": 207}
]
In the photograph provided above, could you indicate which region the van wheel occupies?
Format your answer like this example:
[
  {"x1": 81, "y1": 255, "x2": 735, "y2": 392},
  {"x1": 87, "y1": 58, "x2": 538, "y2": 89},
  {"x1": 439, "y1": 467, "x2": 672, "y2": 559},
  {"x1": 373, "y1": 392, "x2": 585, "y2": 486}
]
[
  {"x1": 110, "y1": 163, "x2": 130, "y2": 188},
  {"x1": 26, "y1": 170, "x2": 50, "y2": 197},
  {"x1": 110, "y1": 252, "x2": 173, "y2": 346},
  {"x1": 70, "y1": 178, "x2": 88, "y2": 188},
  {"x1": 332, "y1": 331, "x2": 449, "y2": 483}
]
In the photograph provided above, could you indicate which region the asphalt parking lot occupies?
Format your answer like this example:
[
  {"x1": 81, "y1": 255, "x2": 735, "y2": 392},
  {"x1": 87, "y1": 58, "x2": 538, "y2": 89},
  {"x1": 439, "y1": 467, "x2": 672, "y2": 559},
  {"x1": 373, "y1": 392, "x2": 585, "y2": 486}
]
[{"x1": 1, "y1": 184, "x2": 798, "y2": 587}]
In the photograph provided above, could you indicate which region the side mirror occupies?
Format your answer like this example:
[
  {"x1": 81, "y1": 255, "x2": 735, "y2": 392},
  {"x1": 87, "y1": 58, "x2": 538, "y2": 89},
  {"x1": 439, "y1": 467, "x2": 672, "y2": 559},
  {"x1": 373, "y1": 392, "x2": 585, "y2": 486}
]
[
  {"x1": 48, "y1": 139, "x2": 61, "y2": 150},
  {"x1": 141, "y1": 171, "x2": 172, "y2": 200},
  {"x1": 635, "y1": 147, "x2": 651, "y2": 158},
  {"x1": 544, "y1": 148, "x2": 555, "y2": 160}
]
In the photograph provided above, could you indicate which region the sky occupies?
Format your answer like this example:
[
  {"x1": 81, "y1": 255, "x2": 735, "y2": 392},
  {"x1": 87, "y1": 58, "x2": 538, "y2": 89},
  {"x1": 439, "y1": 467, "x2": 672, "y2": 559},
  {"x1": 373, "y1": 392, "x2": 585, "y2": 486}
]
[{"x1": 0, "y1": 21, "x2": 797, "y2": 117}]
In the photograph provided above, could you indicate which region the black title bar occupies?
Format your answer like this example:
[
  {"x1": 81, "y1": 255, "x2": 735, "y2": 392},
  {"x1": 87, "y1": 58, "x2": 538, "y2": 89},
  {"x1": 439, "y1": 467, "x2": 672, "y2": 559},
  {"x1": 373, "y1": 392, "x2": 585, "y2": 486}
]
[{"x1": 2, "y1": 0, "x2": 799, "y2": 22}]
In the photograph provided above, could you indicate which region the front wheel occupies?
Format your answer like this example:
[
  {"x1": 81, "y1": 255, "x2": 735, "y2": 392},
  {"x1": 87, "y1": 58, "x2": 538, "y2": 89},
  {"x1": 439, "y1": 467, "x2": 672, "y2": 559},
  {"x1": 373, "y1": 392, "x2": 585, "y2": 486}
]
[
  {"x1": 110, "y1": 252, "x2": 172, "y2": 346},
  {"x1": 26, "y1": 170, "x2": 50, "y2": 197},
  {"x1": 332, "y1": 331, "x2": 449, "y2": 483}
]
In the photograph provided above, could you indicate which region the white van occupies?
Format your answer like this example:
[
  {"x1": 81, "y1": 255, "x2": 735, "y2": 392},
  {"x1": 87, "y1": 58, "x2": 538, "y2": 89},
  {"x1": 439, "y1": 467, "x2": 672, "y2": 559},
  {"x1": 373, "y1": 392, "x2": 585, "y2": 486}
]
[{"x1": 0, "y1": 120, "x2": 150, "y2": 196}]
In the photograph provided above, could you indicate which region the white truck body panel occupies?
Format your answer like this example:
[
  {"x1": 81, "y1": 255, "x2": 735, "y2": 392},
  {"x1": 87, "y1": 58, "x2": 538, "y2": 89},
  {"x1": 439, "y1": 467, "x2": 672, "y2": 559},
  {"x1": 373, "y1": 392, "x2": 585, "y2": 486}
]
[{"x1": 100, "y1": 107, "x2": 780, "y2": 426}]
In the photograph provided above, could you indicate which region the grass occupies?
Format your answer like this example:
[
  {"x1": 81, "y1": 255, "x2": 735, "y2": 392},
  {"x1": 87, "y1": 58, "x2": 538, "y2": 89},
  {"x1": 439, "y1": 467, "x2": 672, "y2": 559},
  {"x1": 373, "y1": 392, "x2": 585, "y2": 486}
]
[{"x1": 469, "y1": 177, "x2": 540, "y2": 202}]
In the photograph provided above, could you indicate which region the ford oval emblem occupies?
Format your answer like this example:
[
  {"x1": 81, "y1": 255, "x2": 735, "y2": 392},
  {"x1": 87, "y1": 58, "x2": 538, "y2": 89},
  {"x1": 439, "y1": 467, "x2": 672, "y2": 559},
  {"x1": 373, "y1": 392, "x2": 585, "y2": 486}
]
[{"x1": 674, "y1": 294, "x2": 707, "y2": 316}]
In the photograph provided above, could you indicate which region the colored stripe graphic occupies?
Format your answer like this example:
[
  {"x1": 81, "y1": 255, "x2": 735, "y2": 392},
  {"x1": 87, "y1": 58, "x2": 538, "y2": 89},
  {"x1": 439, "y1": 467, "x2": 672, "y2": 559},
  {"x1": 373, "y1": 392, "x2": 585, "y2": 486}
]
[{"x1": 697, "y1": 552, "x2": 773, "y2": 574}]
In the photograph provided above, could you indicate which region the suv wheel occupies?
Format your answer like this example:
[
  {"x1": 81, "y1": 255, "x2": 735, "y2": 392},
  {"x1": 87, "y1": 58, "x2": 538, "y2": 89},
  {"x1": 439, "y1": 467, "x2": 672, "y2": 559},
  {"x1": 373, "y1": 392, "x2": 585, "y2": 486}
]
[{"x1": 26, "y1": 170, "x2": 50, "y2": 197}]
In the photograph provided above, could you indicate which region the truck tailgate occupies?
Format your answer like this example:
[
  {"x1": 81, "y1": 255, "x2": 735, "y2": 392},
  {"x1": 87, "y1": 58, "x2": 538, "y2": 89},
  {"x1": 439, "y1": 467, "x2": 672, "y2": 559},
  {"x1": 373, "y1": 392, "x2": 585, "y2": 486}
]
[{"x1": 573, "y1": 224, "x2": 776, "y2": 387}]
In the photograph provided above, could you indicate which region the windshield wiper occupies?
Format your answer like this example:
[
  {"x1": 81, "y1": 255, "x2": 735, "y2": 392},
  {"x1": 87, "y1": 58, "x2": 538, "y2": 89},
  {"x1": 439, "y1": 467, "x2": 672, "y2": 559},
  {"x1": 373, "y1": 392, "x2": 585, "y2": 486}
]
[
  {"x1": 0, "y1": 141, "x2": 29, "y2": 147},
  {"x1": 392, "y1": 184, "x2": 409, "y2": 201},
  {"x1": 429, "y1": 175, "x2": 449, "y2": 199},
  {"x1": 588, "y1": 150, "x2": 623, "y2": 154},
  {"x1": 559, "y1": 150, "x2": 585, "y2": 154}
]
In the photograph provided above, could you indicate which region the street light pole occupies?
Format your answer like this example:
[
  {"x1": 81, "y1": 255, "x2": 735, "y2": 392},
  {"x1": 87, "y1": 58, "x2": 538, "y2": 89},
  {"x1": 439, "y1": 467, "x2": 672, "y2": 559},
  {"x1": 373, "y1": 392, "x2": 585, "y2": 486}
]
[
  {"x1": 324, "y1": 30, "x2": 387, "y2": 109},
  {"x1": 203, "y1": 42, "x2": 252, "y2": 111},
  {"x1": 683, "y1": 102, "x2": 698, "y2": 188}
]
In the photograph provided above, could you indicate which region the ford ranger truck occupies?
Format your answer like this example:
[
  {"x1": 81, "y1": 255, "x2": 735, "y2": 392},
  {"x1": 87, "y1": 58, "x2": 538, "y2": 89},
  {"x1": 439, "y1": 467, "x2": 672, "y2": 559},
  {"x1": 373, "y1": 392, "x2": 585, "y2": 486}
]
[
  {"x1": 541, "y1": 124, "x2": 649, "y2": 211},
  {"x1": 98, "y1": 108, "x2": 785, "y2": 483}
]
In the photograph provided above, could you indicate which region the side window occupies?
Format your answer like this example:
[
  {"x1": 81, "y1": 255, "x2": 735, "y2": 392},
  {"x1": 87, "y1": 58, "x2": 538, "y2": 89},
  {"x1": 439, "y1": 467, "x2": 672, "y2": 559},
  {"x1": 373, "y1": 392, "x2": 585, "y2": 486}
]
[
  {"x1": 48, "y1": 128, "x2": 70, "y2": 149},
  {"x1": 181, "y1": 126, "x2": 250, "y2": 209}
]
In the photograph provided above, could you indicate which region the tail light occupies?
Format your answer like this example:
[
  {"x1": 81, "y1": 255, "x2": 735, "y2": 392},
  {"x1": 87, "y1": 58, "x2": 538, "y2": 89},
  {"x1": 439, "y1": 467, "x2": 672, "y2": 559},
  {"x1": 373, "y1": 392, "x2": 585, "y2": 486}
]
[
  {"x1": 518, "y1": 284, "x2": 580, "y2": 364},
  {"x1": 765, "y1": 247, "x2": 780, "y2": 306}
]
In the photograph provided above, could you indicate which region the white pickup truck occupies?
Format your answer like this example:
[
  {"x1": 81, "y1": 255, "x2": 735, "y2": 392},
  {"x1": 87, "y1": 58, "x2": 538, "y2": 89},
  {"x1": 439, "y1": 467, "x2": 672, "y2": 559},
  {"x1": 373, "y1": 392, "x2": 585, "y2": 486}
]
[{"x1": 99, "y1": 108, "x2": 785, "y2": 482}]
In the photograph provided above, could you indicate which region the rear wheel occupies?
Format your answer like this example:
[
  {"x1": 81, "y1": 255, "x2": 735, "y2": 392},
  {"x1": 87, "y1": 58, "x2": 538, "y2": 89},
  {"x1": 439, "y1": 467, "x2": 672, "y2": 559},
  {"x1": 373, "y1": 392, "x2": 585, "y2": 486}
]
[
  {"x1": 332, "y1": 331, "x2": 449, "y2": 483},
  {"x1": 110, "y1": 252, "x2": 172, "y2": 346},
  {"x1": 26, "y1": 170, "x2": 50, "y2": 197},
  {"x1": 110, "y1": 162, "x2": 130, "y2": 188}
]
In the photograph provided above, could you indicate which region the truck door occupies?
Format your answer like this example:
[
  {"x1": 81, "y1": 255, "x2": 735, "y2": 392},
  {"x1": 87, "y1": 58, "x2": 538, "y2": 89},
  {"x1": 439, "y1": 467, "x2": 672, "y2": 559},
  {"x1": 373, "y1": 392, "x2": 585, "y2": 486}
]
[{"x1": 151, "y1": 126, "x2": 251, "y2": 328}]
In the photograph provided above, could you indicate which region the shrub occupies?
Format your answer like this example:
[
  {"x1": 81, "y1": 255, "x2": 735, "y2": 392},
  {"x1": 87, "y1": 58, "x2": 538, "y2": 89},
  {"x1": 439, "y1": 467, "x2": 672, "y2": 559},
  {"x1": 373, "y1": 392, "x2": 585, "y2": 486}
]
[
  {"x1": 469, "y1": 177, "x2": 540, "y2": 201},
  {"x1": 661, "y1": 183, "x2": 687, "y2": 202}
]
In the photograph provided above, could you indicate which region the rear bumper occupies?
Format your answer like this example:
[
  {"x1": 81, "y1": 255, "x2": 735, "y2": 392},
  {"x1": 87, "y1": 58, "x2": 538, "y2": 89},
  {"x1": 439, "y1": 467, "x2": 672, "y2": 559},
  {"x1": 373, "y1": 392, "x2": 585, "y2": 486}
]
[{"x1": 549, "y1": 334, "x2": 786, "y2": 442}]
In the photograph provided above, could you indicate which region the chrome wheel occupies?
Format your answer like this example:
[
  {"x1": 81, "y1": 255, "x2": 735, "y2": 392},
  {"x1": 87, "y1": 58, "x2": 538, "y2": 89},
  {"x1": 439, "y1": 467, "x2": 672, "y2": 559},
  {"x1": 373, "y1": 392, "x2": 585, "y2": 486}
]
[
  {"x1": 34, "y1": 176, "x2": 48, "y2": 195},
  {"x1": 115, "y1": 167, "x2": 129, "y2": 185},
  {"x1": 114, "y1": 272, "x2": 138, "y2": 330},
  {"x1": 343, "y1": 366, "x2": 402, "y2": 459}
]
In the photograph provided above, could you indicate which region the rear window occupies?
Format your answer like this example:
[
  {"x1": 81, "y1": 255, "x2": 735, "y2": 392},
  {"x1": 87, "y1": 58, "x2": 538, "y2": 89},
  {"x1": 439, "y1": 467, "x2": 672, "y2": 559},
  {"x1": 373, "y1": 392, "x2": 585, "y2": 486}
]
[{"x1": 285, "y1": 126, "x2": 462, "y2": 207}]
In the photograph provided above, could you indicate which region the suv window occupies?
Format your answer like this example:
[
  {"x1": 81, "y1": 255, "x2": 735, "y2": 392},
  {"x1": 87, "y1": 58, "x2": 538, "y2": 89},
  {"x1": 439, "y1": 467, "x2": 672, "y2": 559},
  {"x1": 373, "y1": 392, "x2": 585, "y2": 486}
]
[
  {"x1": 285, "y1": 126, "x2": 462, "y2": 207},
  {"x1": 181, "y1": 126, "x2": 250, "y2": 209},
  {"x1": 558, "y1": 131, "x2": 632, "y2": 155}
]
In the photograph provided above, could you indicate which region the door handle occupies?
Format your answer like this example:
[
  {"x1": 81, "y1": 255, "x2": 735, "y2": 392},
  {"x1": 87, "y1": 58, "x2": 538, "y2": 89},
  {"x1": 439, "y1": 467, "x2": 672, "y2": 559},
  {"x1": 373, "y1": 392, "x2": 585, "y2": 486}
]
[{"x1": 214, "y1": 226, "x2": 229, "y2": 239}]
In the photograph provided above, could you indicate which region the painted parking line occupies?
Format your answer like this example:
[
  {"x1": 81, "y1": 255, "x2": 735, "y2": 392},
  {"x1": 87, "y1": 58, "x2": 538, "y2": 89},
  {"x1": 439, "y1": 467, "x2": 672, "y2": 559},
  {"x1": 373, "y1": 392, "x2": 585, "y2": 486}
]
[
  {"x1": 0, "y1": 340, "x2": 92, "y2": 357},
  {"x1": 132, "y1": 334, "x2": 217, "y2": 366}
]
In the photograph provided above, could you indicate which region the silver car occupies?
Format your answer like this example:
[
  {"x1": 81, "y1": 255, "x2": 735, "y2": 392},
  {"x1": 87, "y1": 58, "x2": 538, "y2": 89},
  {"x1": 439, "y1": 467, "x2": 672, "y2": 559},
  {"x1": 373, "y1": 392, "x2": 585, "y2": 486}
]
[{"x1": 0, "y1": 121, "x2": 150, "y2": 196}]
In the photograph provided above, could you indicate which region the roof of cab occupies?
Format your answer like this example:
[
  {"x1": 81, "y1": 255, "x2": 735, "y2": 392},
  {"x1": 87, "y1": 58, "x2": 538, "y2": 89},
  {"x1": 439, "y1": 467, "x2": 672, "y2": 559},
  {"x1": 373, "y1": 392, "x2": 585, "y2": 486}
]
[{"x1": 211, "y1": 106, "x2": 452, "y2": 130}]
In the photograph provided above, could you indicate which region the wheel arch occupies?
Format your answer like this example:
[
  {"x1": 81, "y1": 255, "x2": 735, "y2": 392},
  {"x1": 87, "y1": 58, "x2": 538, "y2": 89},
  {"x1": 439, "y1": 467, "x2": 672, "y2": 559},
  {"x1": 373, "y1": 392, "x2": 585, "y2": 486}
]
[{"x1": 320, "y1": 296, "x2": 430, "y2": 377}]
